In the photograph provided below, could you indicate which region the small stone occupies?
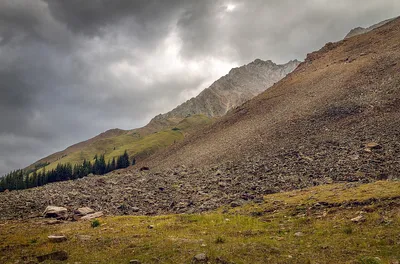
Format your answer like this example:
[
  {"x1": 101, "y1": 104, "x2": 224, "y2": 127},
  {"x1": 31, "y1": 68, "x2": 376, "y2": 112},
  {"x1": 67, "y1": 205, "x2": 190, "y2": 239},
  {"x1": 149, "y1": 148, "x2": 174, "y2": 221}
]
[
  {"x1": 129, "y1": 260, "x2": 141, "y2": 264},
  {"x1": 294, "y1": 232, "x2": 304, "y2": 237},
  {"x1": 48, "y1": 235, "x2": 67, "y2": 243},
  {"x1": 80, "y1": 211, "x2": 103, "y2": 220},
  {"x1": 230, "y1": 200, "x2": 244, "y2": 208},
  {"x1": 325, "y1": 177, "x2": 333, "y2": 184},
  {"x1": 349, "y1": 154, "x2": 359, "y2": 161},
  {"x1": 215, "y1": 170, "x2": 222, "y2": 176},
  {"x1": 37, "y1": 250, "x2": 68, "y2": 262},
  {"x1": 77, "y1": 235, "x2": 91, "y2": 241},
  {"x1": 192, "y1": 253, "x2": 208, "y2": 263},
  {"x1": 365, "y1": 142, "x2": 381, "y2": 149},
  {"x1": 351, "y1": 215, "x2": 365, "y2": 223},
  {"x1": 148, "y1": 225, "x2": 154, "y2": 229},
  {"x1": 132, "y1": 207, "x2": 140, "y2": 212}
]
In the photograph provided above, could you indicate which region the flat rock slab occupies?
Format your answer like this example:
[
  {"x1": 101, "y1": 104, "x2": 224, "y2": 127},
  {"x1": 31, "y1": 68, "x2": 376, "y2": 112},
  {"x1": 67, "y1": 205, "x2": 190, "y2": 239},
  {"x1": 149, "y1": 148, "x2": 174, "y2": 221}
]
[
  {"x1": 75, "y1": 207, "x2": 95, "y2": 216},
  {"x1": 351, "y1": 215, "x2": 366, "y2": 222},
  {"x1": 80, "y1": 211, "x2": 103, "y2": 220},
  {"x1": 48, "y1": 235, "x2": 67, "y2": 243}
]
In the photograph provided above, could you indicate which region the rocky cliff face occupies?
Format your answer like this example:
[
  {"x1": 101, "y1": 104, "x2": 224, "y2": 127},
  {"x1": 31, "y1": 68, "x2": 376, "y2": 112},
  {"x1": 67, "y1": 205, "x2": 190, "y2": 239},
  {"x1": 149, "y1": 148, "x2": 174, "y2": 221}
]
[{"x1": 151, "y1": 59, "x2": 300, "y2": 121}]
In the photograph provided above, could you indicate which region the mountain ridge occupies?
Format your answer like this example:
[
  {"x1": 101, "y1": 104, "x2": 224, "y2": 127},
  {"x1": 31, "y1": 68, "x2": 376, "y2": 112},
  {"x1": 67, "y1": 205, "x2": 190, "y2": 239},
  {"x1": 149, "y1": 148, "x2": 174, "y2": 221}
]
[
  {"x1": 344, "y1": 17, "x2": 396, "y2": 39},
  {"x1": 151, "y1": 59, "x2": 300, "y2": 122}
]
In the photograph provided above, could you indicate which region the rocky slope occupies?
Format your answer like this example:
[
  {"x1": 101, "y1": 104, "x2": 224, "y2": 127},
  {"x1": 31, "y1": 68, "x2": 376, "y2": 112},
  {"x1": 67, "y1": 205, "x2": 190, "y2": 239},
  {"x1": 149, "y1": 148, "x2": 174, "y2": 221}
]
[
  {"x1": 151, "y1": 59, "x2": 300, "y2": 121},
  {"x1": 1, "y1": 18, "x2": 400, "y2": 220},
  {"x1": 344, "y1": 17, "x2": 395, "y2": 39}
]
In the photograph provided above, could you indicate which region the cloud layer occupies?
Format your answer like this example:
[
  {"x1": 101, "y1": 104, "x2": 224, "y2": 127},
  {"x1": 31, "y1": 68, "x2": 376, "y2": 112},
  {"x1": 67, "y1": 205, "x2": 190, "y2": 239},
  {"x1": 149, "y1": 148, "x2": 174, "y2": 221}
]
[{"x1": 0, "y1": 0, "x2": 399, "y2": 175}]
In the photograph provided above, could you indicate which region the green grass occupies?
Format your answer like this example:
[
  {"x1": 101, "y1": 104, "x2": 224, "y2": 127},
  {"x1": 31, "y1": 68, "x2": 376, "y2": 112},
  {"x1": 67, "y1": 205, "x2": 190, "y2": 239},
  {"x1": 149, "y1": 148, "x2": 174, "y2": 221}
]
[
  {"x1": 1, "y1": 181, "x2": 399, "y2": 264},
  {"x1": 34, "y1": 114, "x2": 212, "y2": 173}
]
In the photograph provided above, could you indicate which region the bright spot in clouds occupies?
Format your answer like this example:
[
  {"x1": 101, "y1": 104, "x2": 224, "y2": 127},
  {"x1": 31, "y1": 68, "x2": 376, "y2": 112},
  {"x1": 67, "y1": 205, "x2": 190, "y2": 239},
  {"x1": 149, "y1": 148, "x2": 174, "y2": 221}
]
[{"x1": 226, "y1": 4, "x2": 236, "y2": 12}]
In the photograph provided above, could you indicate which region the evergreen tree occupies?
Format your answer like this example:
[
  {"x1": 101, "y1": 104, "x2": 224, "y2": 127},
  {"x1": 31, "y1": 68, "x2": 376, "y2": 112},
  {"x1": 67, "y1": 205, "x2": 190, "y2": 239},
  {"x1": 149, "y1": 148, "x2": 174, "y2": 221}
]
[
  {"x1": 116, "y1": 151, "x2": 130, "y2": 169},
  {"x1": 111, "y1": 157, "x2": 116, "y2": 171}
]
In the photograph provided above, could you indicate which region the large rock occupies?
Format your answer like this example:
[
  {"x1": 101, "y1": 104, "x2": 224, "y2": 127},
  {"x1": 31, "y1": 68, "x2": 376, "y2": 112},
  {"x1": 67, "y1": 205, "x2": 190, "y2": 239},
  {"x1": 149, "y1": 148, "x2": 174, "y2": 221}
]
[
  {"x1": 75, "y1": 207, "x2": 95, "y2": 216},
  {"x1": 43, "y1": 206, "x2": 68, "y2": 219}
]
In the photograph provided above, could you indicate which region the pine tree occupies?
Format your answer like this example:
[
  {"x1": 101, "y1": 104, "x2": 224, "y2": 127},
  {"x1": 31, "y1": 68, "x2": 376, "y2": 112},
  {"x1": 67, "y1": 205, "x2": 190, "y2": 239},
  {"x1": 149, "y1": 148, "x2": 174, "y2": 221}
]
[{"x1": 111, "y1": 157, "x2": 116, "y2": 171}]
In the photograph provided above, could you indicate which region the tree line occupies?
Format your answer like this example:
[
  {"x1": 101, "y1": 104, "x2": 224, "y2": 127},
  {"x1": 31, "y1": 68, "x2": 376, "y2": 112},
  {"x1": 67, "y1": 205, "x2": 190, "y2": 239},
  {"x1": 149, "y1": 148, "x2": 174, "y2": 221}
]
[{"x1": 0, "y1": 151, "x2": 134, "y2": 192}]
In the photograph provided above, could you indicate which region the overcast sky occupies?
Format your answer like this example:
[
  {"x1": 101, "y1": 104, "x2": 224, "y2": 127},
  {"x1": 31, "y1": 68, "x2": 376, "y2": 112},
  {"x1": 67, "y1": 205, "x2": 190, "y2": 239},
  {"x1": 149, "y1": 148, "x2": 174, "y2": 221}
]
[{"x1": 0, "y1": 0, "x2": 399, "y2": 175}]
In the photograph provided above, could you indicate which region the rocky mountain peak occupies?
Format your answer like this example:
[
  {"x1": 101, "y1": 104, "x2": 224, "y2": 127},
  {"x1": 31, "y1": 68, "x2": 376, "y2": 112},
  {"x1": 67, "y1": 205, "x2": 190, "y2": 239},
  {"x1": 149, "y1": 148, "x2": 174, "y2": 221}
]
[{"x1": 151, "y1": 59, "x2": 300, "y2": 122}]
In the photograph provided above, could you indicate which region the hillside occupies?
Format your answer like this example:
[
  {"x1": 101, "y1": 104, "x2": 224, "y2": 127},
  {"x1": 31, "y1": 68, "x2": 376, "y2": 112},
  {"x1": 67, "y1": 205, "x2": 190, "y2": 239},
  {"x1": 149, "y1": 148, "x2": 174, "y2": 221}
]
[
  {"x1": 26, "y1": 59, "x2": 299, "y2": 175},
  {"x1": 27, "y1": 114, "x2": 213, "y2": 173}
]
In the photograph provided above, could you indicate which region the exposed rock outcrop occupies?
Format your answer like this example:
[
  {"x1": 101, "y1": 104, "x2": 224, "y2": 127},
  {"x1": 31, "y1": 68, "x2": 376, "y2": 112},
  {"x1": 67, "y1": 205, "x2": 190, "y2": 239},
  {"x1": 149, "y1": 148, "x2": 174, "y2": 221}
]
[{"x1": 151, "y1": 59, "x2": 300, "y2": 121}]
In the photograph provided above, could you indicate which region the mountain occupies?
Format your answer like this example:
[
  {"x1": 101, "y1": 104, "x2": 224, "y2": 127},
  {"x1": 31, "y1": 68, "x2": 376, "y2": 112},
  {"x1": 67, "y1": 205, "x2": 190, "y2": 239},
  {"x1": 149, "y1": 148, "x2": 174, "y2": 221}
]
[
  {"x1": 151, "y1": 59, "x2": 300, "y2": 121},
  {"x1": 144, "y1": 17, "x2": 400, "y2": 178},
  {"x1": 2, "y1": 17, "x2": 400, "y2": 220},
  {"x1": 344, "y1": 17, "x2": 396, "y2": 38},
  {"x1": 26, "y1": 59, "x2": 299, "y2": 174}
]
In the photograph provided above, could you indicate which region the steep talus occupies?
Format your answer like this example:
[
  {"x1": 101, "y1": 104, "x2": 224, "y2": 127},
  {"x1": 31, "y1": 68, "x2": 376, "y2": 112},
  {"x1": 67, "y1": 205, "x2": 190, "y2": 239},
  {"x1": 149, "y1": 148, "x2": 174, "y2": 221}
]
[
  {"x1": 1, "y1": 18, "x2": 400, "y2": 220},
  {"x1": 151, "y1": 59, "x2": 300, "y2": 121}
]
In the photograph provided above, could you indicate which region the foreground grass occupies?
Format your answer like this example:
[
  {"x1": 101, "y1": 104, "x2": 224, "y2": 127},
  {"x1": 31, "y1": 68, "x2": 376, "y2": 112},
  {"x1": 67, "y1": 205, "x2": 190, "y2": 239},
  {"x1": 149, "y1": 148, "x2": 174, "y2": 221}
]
[{"x1": 1, "y1": 181, "x2": 399, "y2": 264}]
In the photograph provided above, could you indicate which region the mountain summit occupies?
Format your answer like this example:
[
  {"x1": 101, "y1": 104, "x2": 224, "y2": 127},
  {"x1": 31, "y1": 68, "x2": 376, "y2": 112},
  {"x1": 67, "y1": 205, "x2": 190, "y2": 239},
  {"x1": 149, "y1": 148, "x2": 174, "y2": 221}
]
[{"x1": 151, "y1": 59, "x2": 300, "y2": 122}]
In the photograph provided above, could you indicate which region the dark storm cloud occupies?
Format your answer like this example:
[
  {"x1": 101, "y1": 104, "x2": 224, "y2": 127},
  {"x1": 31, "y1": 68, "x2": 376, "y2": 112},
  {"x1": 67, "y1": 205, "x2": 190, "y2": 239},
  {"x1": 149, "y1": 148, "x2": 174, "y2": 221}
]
[
  {"x1": 175, "y1": 0, "x2": 400, "y2": 63},
  {"x1": 0, "y1": 0, "x2": 399, "y2": 175}
]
